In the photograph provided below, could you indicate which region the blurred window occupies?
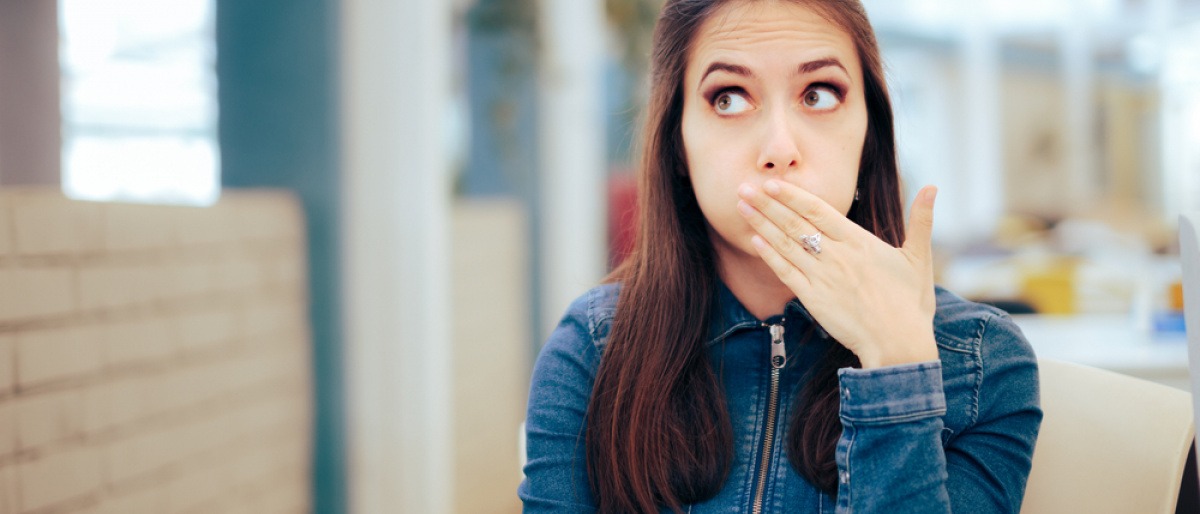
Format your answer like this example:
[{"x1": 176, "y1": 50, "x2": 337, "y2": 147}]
[
  {"x1": 1161, "y1": 22, "x2": 1200, "y2": 220},
  {"x1": 59, "y1": 0, "x2": 218, "y2": 205}
]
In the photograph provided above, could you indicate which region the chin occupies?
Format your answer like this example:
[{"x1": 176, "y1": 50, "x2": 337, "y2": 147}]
[{"x1": 708, "y1": 227, "x2": 758, "y2": 261}]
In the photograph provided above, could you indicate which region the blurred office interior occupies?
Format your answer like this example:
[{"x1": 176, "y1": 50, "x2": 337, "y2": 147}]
[{"x1": 0, "y1": 0, "x2": 1197, "y2": 513}]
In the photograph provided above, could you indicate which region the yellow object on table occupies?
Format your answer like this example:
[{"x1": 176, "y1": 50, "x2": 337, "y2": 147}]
[
  {"x1": 1020, "y1": 258, "x2": 1078, "y2": 315},
  {"x1": 1169, "y1": 280, "x2": 1184, "y2": 312}
]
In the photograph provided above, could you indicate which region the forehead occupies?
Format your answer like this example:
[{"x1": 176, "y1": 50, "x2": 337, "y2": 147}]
[{"x1": 688, "y1": 1, "x2": 860, "y2": 76}]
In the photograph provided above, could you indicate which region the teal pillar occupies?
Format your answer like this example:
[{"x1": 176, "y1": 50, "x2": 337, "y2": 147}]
[{"x1": 215, "y1": 1, "x2": 345, "y2": 513}]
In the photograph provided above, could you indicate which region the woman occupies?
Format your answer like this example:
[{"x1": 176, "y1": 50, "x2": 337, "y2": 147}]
[{"x1": 519, "y1": 0, "x2": 1041, "y2": 512}]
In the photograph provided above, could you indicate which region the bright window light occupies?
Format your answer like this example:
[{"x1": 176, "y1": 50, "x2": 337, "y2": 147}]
[
  {"x1": 59, "y1": 0, "x2": 219, "y2": 206},
  {"x1": 1162, "y1": 23, "x2": 1200, "y2": 221},
  {"x1": 865, "y1": 0, "x2": 1120, "y2": 34}
]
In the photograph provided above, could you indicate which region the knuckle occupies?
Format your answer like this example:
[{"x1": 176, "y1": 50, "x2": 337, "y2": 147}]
[
  {"x1": 766, "y1": 250, "x2": 787, "y2": 269},
  {"x1": 801, "y1": 205, "x2": 824, "y2": 222},
  {"x1": 776, "y1": 234, "x2": 800, "y2": 254},
  {"x1": 764, "y1": 248, "x2": 788, "y2": 271},
  {"x1": 777, "y1": 262, "x2": 801, "y2": 281},
  {"x1": 780, "y1": 217, "x2": 807, "y2": 238}
]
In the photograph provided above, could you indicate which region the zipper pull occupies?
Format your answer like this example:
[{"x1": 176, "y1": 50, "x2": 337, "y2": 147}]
[{"x1": 769, "y1": 324, "x2": 786, "y2": 369}]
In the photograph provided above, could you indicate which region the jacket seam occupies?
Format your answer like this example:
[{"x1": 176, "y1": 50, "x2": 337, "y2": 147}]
[
  {"x1": 843, "y1": 426, "x2": 857, "y2": 512},
  {"x1": 587, "y1": 288, "x2": 600, "y2": 345},
  {"x1": 967, "y1": 313, "x2": 990, "y2": 426},
  {"x1": 934, "y1": 338, "x2": 975, "y2": 355},
  {"x1": 575, "y1": 292, "x2": 603, "y2": 507},
  {"x1": 842, "y1": 407, "x2": 949, "y2": 425}
]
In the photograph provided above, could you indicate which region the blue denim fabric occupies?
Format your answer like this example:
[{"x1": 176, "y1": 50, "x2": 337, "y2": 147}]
[{"x1": 519, "y1": 282, "x2": 1042, "y2": 513}]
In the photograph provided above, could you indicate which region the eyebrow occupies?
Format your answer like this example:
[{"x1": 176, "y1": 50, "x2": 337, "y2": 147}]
[
  {"x1": 699, "y1": 57, "x2": 849, "y2": 84},
  {"x1": 699, "y1": 62, "x2": 755, "y2": 83},
  {"x1": 797, "y1": 58, "x2": 847, "y2": 76}
]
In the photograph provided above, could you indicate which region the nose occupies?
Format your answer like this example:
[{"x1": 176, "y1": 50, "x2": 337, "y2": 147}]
[{"x1": 756, "y1": 109, "x2": 801, "y2": 172}]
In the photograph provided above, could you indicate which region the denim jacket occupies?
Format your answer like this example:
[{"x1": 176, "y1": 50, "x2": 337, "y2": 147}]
[{"x1": 520, "y1": 282, "x2": 1042, "y2": 513}]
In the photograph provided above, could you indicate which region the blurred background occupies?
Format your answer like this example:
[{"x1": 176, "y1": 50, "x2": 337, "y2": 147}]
[{"x1": 0, "y1": 0, "x2": 1196, "y2": 513}]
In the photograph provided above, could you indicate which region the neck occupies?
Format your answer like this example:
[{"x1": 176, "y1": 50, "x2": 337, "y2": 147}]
[{"x1": 711, "y1": 236, "x2": 795, "y2": 321}]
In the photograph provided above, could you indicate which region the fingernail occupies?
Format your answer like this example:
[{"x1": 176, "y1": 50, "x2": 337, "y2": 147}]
[
  {"x1": 738, "y1": 184, "x2": 755, "y2": 198},
  {"x1": 751, "y1": 235, "x2": 767, "y2": 249},
  {"x1": 920, "y1": 187, "x2": 936, "y2": 204},
  {"x1": 763, "y1": 180, "x2": 781, "y2": 195}
]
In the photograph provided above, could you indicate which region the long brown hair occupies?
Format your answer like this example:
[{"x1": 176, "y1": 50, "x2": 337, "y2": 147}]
[{"x1": 585, "y1": 1, "x2": 906, "y2": 512}]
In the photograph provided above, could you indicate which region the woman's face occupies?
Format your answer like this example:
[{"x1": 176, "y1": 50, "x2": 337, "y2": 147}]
[{"x1": 681, "y1": 0, "x2": 868, "y2": 262}]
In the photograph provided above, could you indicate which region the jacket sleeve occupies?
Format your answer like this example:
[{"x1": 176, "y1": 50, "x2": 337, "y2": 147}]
[
  {"x1": 943, "y1": 314, "x2": 1042, "y2": 512},
  {"x1": 518, "y1": 293, "x2": 602, "y2": 513},
  {"x1": 834, "y1": 312, "x2": 1041, "y2": 514}
]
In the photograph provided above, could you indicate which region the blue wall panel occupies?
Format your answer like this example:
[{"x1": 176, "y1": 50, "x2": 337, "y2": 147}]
[{"x1": 216, "y1": 1, "x2": 345, "y2": 512}]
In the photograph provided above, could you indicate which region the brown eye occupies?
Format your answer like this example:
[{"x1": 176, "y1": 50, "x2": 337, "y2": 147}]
[
  {"x1": 803, "y1": 87, "x2": 840, "y2": 111},
  {"x1": 717, "y1": 94, "x2": 731, "y2": 110},
  {"x1": 804, "y1": 90, "x2": 821, "y2": 106},
  {"x1": 713, "y1": 91, "x2": 750, "y2": 115}
]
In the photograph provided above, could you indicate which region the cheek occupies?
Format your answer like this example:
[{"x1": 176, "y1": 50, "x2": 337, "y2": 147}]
[
  {"x1": 791, "y1": 145, "x2": 862, "y2": 215},
  {"x1": 831, "y1": 155, "x2": 864, "y2": 215},
  {"x1": 683, "y1": 128, "x2": 754, "y2": 240},
  {"x1": 686, "y1": 151, "x2": 743, "y2": 232},
  {"x1": 681, "y1": 111, "x2": 736, "y2": 165},
  {"x1": 815, "y1": 114, "x2": 868, "y2": 214},
  {"x1": 683, "y1": 113, "x2": 741, "y2": 207}
]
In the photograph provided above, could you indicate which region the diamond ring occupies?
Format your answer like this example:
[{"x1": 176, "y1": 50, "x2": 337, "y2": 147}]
[{"x1": 798, "y1": 233, "x2": 822, "y2": 255}]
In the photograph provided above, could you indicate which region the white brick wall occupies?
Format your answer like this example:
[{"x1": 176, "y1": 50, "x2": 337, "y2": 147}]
[
  {"x1": 0, "y1": 402, "x2": 15, "y2": 458},
  {"x1": 102, "y1": 204, "x2": 176, "y2": 252},
  {"x1": 16, "y1": 327, "x2": 101, "y2": 389},
  {"x1": 0, "y1": 268, "x2": 76, "y2": 323},
  {"x1": 0, "y1": 462, "x2": 19, "y2": 514},
  {"x1": 0, "y1": 336, "x2": 14, "y2": 397},
  {"x1": 9, "y1": 192, "x2": 103, "y2": 256},
  {"x1": 0, "y1": 202, "x2": 13, "y2": 257},
  {"x1": 17, "y1": 446, "x2": 102, "y2": 511},
  {"x1": 102, "y1": 318, "x2": 175, "y2": 370},
  {"x1": 14, "y1": 388, "x2": 85, "y2": 450},
  {"x1": 0, "y1": 188, "x2": 312, "y2": 514}
]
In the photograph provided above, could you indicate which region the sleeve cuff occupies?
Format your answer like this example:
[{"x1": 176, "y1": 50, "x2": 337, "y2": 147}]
[{"x1": 837, "y1": 361, "x2": 947, "y2": 425}]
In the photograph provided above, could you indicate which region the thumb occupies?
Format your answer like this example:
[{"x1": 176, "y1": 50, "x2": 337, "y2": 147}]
[{"x1": 903, "y1": 185, "x2": 937, "y2": 259}]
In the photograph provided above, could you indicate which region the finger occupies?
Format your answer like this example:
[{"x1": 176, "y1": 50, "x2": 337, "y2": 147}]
[
  {"x1": 761, "y1": 179, "x2": 856, "y2": 241},
  {"x1": 902, "y1": 185, "x2": 937, "y2": 260},
  {"x1": 738, "y1": 184, "x2": 823, "y2": 244},
  {"x1": 750, "y1": 234, "x2": 814, "y2": 295},
  {"x1": 737, "y1": 200, "x2": 821, "y2": 271}
]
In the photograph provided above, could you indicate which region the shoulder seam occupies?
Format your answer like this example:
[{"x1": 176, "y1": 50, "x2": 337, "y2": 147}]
[
  {"x1": 587, "y1": 287, "x2": 600, "y2": 348},
  {"x1": 967, "y1": 311, "x2": 999, "y2": 426},
  {"x1": 584, "y1": 287, "x2": 616, "y2": 355}
]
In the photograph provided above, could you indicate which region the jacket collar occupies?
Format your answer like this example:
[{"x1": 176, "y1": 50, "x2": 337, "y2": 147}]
[{"x1": 706, "y1": 279, "x2": 823, "y2": 345}]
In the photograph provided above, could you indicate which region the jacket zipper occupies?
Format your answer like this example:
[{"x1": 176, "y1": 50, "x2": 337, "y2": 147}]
[{"x1": 752, "y1": 322, "x2": 787, "y2": 514}]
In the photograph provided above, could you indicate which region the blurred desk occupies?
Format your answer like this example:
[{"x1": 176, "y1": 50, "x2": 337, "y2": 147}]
[{"x1": 1012, "y1": 314, "x2": 1191, "y2": 391}]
